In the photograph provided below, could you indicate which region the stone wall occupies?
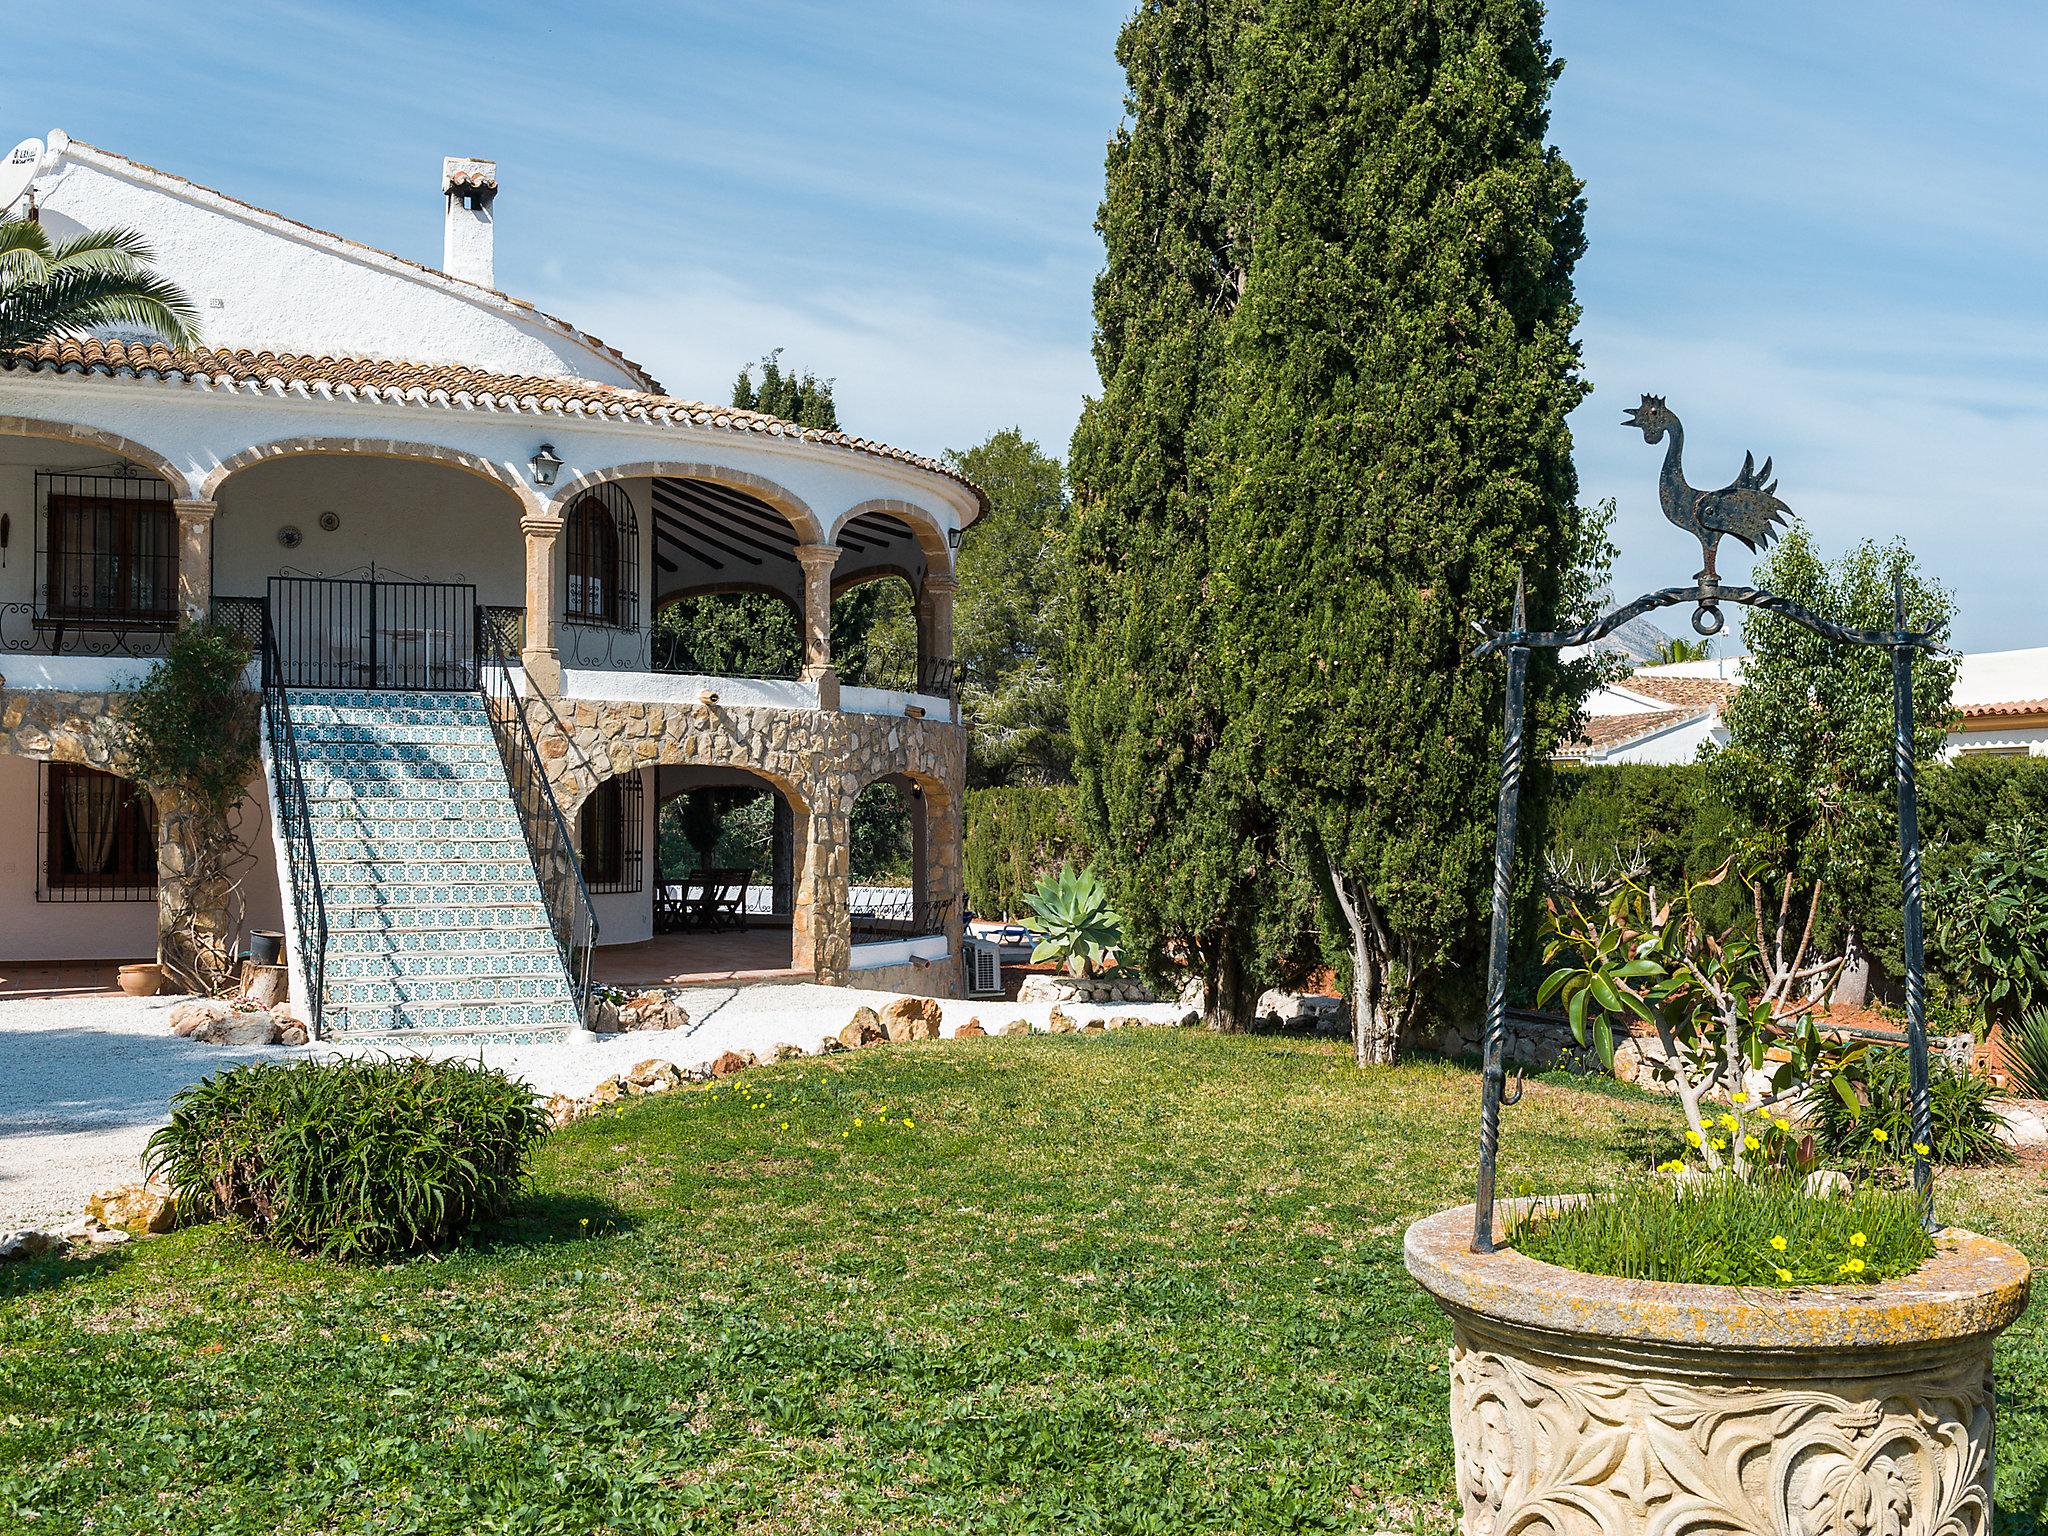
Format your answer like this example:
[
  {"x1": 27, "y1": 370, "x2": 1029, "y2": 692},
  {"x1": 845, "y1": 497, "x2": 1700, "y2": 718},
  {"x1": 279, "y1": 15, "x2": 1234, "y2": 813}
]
[{"x1": 528, "y1": 693, "x2": 967, "y2": 989}]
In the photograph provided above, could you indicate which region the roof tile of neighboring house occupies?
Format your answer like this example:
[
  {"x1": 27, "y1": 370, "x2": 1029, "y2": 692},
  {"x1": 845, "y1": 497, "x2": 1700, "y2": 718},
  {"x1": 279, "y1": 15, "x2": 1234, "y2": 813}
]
[
  {"x1": 1556, "y1": 707, "x2": 1698, "y2": 760},
  {"x1": 1960, "y1": 698, "x2": 2048, "y2": 722},
  {"x1": 66, "y1": 139, "x2": 657, "y2": 393},
  {"x1": 1624, "y1": 673, "x2": 1738, "y2": 710},
  {"x1": 2, "y1": 338, "x2": 989, "y2": 513}
]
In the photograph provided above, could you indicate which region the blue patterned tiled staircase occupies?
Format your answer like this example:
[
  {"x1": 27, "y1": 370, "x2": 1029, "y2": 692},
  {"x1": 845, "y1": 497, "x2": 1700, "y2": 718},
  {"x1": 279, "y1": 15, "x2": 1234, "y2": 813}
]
[{"x1": 285, "y1": 689, "x2": 583, "y2": 1043}]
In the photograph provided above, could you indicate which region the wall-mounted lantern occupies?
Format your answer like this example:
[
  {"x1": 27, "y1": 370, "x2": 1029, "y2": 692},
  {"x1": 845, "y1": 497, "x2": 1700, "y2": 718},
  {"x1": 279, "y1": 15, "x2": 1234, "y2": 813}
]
[
  {"x1": 529, "y1": 443, "x2": 563, "y2": 488},
  {"x1": 946, "y1": 525, "x2": 962, "y2": 550}
]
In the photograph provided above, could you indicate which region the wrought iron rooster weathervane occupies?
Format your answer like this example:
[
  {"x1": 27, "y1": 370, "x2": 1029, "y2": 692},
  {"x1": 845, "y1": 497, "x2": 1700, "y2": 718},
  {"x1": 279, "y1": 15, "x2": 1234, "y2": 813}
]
[{"x1": 1464, "y1": 397, "x2": 1947, "y2": 1255}]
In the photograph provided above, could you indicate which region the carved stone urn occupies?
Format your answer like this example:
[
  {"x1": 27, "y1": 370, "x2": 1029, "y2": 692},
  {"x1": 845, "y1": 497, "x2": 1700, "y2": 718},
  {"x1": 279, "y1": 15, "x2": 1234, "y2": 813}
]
[{"x1": 1405, "y1": 1202, "x2": 2031, "y2": 1536}]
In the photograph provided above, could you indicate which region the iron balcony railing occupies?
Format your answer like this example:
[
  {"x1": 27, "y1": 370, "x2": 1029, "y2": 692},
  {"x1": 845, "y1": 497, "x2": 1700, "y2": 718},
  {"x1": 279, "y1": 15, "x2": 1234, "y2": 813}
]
[
  {"x1": 851, "y1": 890, "x2": 956, "y2": 944},
  {"x1": 259, "y1": 617, "x2": 328, "y2": 1041},
  {"x1": 268, "y1": 575, "x2": 479, "y2": 691},
  {"x1": 477, "y1": 608, "x2": 598, "y2": 1020}
]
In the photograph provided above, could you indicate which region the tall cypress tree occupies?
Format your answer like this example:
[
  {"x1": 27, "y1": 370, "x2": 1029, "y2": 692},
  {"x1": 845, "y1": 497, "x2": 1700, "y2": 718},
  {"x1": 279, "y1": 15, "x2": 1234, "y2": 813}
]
[
  {"x1": 1067, "y1": 1, "x2": 1284, "y2": 1030},
  {"x1": 1211, "y1": 0, "x2": 1602, "y2": 1061}
]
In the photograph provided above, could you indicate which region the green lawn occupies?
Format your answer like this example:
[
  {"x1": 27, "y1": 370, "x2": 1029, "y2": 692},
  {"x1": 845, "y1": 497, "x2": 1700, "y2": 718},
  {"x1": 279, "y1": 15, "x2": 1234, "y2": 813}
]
[{"x1": 5, "y1": 1030, "x2": 2047, "y2": 1534}]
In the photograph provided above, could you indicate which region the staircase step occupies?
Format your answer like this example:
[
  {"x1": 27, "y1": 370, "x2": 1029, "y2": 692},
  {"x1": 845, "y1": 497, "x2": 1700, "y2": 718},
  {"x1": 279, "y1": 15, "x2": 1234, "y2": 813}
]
[
  {"x1": 325, "y1": 905, "x2": 554, "y2": 934},
  {"x1": 325, "y1": 975, "x2": 577, "y2": 1006},
  {"x1": 326, "y1": 924, "x2": 562, "y2": 956},
  {"x1": 322, "y1": 998, "x2": 585, "y2": 1036}
]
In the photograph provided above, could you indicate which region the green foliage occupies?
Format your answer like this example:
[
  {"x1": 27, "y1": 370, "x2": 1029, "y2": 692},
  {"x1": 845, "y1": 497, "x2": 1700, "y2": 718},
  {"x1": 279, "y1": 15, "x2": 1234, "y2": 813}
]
[
  {"x1": 1650, "y1": 637, "x2": 1712, "y2": 665},
  {"x1": 123, "y1": 624, "x2": 258, "y2": 818},
  {"x1": 652, "y1": 591, "x2": 800, "y2": 677},
  {"x1": 1206, "y1": 0, "x2": 1604, "y2": 1059},
  {"x1": 730, "y1": 348, "x2": 839, "y2": 429},
  {"x1": 145, "y1": 1057, "x2": 545, "y2": 1262},
  {"x1": 2004, "y1": 1007, "x2": 2048, "y2": 1101},
  {"x1": 1065, "y1": 0, "x2": 1288, "y2": 1027},
  {"x1": 963, "y1": 785, "x2": 1092, "y2": 920},
  {"x1": 833, "y1": 579, "x2": 918, "y2": 691},
  {"x1": 1543, "y1": 762, "x2": 1736, "y2": 908},
  {"x1": 850, "y1": 779, "x2": 912, "y2": 884},
  {"x1": 1931, "y1": 819, "x2": 2048, "y2": 1028},
  {"x1": 1705, "y1": 527, "x2": 1955, "y2": 976},
  {"x1": 1509, "y1": 1174, "x2": 1934, "y2": 1288},
  {"x1": 1811, "y1": 1046, "x2": 2012, "y2": 1169},
  {"x1": 947, "y1": 429, "x2": 1073, "y2": 787},
  {"x1": 0, "y1": 218, "x2": 200, "y2": 350},
  {"x1": 1541, "y1": 868, "x2": 1835, "y2": 1176},
  {"x1": 1025, "y1": 864, "x2": 1125, "y2": 976}
]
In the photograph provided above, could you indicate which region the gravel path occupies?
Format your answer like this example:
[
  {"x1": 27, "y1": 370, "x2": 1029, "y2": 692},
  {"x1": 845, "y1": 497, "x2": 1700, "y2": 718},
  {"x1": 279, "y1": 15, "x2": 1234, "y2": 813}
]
[{"x1": 0, "y1": 985, "x2": 1184, "y2": 1230}]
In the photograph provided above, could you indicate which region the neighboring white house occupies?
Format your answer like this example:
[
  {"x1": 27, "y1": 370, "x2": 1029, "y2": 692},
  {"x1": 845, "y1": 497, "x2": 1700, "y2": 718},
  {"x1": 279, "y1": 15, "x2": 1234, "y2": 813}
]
[
  {"x1": 1562, "y1": 650, "x2": 2048, "y2": 765},
  {"x1": 0, "y1": 130, "x2": 980, "y2": 1036}
]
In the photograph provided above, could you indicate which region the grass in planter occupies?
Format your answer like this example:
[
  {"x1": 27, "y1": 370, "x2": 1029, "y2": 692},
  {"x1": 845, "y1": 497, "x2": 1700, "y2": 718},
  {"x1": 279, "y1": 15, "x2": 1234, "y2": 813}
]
[
  {"x1": 1509, "y1": 1174, "x2": 1935, "y2": 1288},
  {"x1": 146, "y1": 1055, "x2": 545, "y2": 1261}
]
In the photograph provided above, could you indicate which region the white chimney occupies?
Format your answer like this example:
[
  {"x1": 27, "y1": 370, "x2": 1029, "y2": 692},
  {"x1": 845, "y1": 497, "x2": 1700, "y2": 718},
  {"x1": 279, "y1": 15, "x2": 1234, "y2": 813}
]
[{"x1": 442, "y1": 156, "x2": 497, "y2": 289}]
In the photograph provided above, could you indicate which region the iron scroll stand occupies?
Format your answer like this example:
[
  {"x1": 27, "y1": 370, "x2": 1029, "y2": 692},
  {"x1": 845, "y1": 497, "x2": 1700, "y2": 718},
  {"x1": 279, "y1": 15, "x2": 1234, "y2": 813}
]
[{"x1": 1469, "y1": 534, "x2": 1945, "y2": 1256}]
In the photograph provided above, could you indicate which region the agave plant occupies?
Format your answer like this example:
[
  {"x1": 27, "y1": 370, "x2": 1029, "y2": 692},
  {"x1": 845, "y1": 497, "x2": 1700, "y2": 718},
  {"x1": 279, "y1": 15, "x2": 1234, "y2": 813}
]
[{"x1": 1026, "y1": 863, "x2": 1124, "y2": 977}]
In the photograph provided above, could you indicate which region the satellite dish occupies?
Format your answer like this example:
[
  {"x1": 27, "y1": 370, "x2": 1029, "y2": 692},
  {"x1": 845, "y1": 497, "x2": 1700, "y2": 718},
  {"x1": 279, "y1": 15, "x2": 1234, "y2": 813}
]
[{"x1": 0, "y1": 137, "x2": 43, "y2": 217}]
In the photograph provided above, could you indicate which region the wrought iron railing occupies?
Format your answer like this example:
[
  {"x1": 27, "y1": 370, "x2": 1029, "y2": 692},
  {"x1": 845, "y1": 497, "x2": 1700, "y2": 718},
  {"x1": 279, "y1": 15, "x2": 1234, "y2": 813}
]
[
  {"x1": 1, "y1": 601, "x2": 177, "y2": 657},
  {"x1": 259, "y1": 618, "x2": 328, "y2": 1040},
  {"x1": 477, "y1": 608, "x2": 597, "y2": 1019},
  {"x1": 268, "y1": 575, "x2": 479, "y2": 690},
  {"x1": 851, "y1": 890, "x2": 956, "y2": 943},
  {"x1": 209, "y1": 594, "x2": 267, "y2": 650}
]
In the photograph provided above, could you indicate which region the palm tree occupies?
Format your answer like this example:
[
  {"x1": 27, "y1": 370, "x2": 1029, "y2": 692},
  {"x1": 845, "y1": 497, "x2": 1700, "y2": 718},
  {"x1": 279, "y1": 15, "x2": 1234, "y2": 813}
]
[
  {"x1": 0, "y1": 219, "x2": 200, "y2": 352},
  {"x1": 1651, "y1": 636, "x2": 1712, "y2": 665}
]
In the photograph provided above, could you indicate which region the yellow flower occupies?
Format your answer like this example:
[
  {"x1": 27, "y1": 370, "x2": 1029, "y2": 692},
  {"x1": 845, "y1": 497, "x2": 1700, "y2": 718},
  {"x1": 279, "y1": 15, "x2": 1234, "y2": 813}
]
[
  {"x1": 1731, "y1": 1091, "x2": 1748, "y2": 1105},
  {"x1": 1773, "y1": 1118, "x2": 1791, "y2": 1133},
  {"x1": 1685, "y1": 1129, "x2": 1703, "y2": 1148},
  {"x1": 1913, "y1": 1142, "x2": 1930, "y2": 1157},
  {"x1": 579, "y1": 1217, "x2": 588, "y2": 1227},
  {"x1": 1871, "y1": 1127, "x2": 1889, "y2": 1143},
  {"x1": 1711, "y1": 1137, "x2": 1727, "y2": 1151},
  {"x1": 1718, "y1": 1113, "x2": 1739, "y2": 1132},
  {"x1": 1849, "y1": 1232, "x2": 1866, "y2": 1248},
  {"x1": 1775, "y1": 1267, "x2": 1793, "y2": 1283},
  {"x1": 1841, "y1": 1257, "x2": 1867, "y2": 1276},
  {"x1": 1743, "y1": 1135, "x2": 1760, "y2": 1152},
  {"x1": 904, "y1": 1118, "x2": 915, "y2": 1128},
  {"x1": 854, "y1": 1117, "x2": 864, "y2": 1128},
  {"x1": 380, "y1": 1333, "x2": 392, "y2": 1343},
  {"x1": 1770, "y1": 1235, "x2": 1787, "y2": 1252},
  {"x1": 781, "y1": 1122, "x2": 790, "y2": 1131}
]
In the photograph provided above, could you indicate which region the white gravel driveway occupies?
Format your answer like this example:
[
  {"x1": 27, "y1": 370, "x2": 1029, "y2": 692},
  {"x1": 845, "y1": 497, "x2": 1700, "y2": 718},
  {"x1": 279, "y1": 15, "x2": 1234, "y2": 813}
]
[{"x1": 0, "y1": 984, "x2": 1183, "y2": 1230}]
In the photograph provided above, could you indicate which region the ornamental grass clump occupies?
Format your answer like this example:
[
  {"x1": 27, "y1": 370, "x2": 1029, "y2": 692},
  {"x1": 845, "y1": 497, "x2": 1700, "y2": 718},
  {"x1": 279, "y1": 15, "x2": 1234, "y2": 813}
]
[
  {"x1": 1509, "y1": 1174, "x2": 1933, "y2": 1289},
  {"x1": 147, "y1": 1057, "x2": 545, "y2": 1261}
]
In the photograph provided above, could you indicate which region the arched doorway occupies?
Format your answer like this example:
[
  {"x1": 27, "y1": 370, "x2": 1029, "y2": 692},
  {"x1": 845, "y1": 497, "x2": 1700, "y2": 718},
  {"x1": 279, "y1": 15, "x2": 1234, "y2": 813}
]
[{"x1": 847, "y1": 771, "x2": 951, "y2": 951}]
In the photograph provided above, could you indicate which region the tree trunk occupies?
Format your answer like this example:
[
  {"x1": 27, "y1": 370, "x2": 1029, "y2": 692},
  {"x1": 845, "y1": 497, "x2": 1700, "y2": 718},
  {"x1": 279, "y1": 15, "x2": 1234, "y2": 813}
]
[
  {"x1": 1205, "y1": 936, "x2": 1255, "y2": 1033},
  {"x1": 1323, "y1": 853, "x2": 1403, "y2": 1066}
]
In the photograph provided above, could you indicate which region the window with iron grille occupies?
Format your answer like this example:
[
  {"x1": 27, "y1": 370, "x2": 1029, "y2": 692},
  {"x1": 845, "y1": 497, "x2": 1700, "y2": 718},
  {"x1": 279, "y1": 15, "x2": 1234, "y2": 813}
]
[
  {"x1": 38, "y1": 762, "x2": 158, "y2": 902},
  {"x1": 37, "y1": 472, "x2": 178, "y2": 627},
  {"x1": 579, "y1": 773, "x2": 643, "y2": 893},
  {"x1": 564, "y1": 484, "x2": 639, "y2": 630}
]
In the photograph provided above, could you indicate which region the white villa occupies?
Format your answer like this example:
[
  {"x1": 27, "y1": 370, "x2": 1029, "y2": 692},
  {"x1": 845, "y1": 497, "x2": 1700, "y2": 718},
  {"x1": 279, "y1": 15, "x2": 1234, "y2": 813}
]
[
  {"x1": 0, "y1": 132, "x2": 980, "y2": 1040},
  {"x1": 1565, "y1": 651, "x2": 2048, "y2": 765}
]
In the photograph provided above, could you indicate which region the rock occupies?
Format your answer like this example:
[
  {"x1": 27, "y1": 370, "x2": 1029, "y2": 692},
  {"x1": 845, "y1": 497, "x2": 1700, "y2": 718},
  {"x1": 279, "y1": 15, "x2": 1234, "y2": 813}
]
[
  {"x1": 1047, "y1": 1008, "x2": 1074, "y2": 1034},
  {"x1": 1997, "y1": 1102, "x2": 2048, "y2": 1149},
  {"x1": 278, "y1": 1024, "x2": 308, "y2": 1048},
  {"x1": 0, "y1": 1230, "x2": 61, "y2": 1262},
  {"x1": 1611, "y1": 1039, "x2": 1642, "y2": 1085},
  {"x1": 839, "y1": 1010, "x2": 886, "y2": 1049},
  {"x1": 544, "y1": 1093, "x2": 583, "y2": 1129},
  {"x1": 1106, "y1": 1014, "x2": 1146, "y2": 1031},
  {"x1": 85, "y1": 1183, "x2": 177, "y2": 1236},
  {"x1": 1803, "y1": 1168, "x2": 1853, "y2": 1200},
  {"x1": 87, "y1": 1226, "x2": 130, "y2": 1246},
  {"x1": 1017, "y1": 975, "x2": 1074, "y2": 1005},
  {"x1": 709, "y1": 1049, "x2": 756, "y2": 1078},
  {"x1": 882, "y1": 996, "x2": 943, "y2": 1043},
  {"x1": 586, "y1": 1076, "x2": 626, "y2": 1108},
  {"x1": 626, "y1": 1059, "x2": 683, "y2": 1094},
  {"x1": 169, "y1": 999, "x2": 232, "y2": 1037},
  {"x1": 773, "y1": 1042, "x2": 805, "y2": 1062},
  {"x1": 588, "y1": 999, "x2": 621, "y2": 1033},
  {"x1": 817, "y1": 1034, "x2": 848, "y2": 1054},
  {"x1": 1179, "y1": 1011, "x2": 1202, "y2": 1029},
  {"x1": 1002, "y1": 1019, "x2": 1033, "y2": 1037},
  {"x1": 1082, "y1": 1017, "x2": 1107, "y2": 1032},
  {"x1": 954, "y1": 1019, "x2": 987, "y2": 1039},
  {"x1": 188, "y1": 1012, "x2": 284, "y2": 1047}
]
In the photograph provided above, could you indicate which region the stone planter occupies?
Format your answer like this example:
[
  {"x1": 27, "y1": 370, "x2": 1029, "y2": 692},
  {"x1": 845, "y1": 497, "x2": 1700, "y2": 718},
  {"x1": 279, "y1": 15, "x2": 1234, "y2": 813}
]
[{"x1": 1404, "y1": 1202, "x2": 2031, "y2": 1535}]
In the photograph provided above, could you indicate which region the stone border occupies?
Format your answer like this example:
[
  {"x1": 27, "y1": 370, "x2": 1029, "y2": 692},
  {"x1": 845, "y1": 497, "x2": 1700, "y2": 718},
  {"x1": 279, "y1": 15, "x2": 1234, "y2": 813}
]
[{"x1": 1405, "y1": 1200, "x2": 2031, "y2": 1355}]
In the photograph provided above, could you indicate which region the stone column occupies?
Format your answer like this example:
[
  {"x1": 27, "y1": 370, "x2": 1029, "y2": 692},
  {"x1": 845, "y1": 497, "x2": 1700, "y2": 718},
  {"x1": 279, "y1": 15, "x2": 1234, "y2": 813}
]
[
  {"x1": 173, "y1": 499, "x2": 217, "y2": 625},
  {"x1": 796, "y1": 785, "x2": 852, "y2": 984},
  {"x1": 918, "y1": 571, "x2": 957, "y2": 708},
  {"x1": 521, "y1": 515, "x2": 563, "y2": 694},
  {"x1": 793, "y1": 543, "x2": 841, "y2": 710}
]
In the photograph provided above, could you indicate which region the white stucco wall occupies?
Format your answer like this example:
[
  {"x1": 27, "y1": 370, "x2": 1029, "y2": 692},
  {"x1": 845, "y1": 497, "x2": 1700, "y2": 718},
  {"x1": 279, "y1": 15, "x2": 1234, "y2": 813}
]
[
  {"x1": 31, "y1": 140, "x2": 645, "y2": 387},
  {"x1": 0, "y1": 759, "x2": 282, "y2": 963},
  {"x1": 588, "y1": 766, "x2": 658, "y2": 947}
]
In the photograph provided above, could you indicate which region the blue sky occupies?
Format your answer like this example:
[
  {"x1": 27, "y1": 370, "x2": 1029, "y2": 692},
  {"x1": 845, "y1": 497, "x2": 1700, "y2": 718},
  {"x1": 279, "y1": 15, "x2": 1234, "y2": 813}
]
[{"x1": 13, "y1": 1, "x2": 2046, "y2": 647}]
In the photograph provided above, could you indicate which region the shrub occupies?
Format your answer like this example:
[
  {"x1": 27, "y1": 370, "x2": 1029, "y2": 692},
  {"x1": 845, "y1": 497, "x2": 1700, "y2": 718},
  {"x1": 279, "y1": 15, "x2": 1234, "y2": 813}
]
[
  {"x1": 147, "y1": 1057, "x2": 546, "y2": 1260},
  {"x1": 1929, "y1": 817, "x2": 2048, "y2": 1028},
  {"x1": 2004, "y1": 1007, "x2": 2048, "y2": 1100},
  {"x1": 1810, "y1": 1045, "x2": 2011, "y2": 1168},
  {"x1": 963, "y1": 785, "x2": 1091, "y2": 919},
  {"x1": 1026, "y1": 863, "x2": 1124, "y2": 977},
  {"x1": 1510, "y1": 1174, "x2": 1933, "y2": 1287}
]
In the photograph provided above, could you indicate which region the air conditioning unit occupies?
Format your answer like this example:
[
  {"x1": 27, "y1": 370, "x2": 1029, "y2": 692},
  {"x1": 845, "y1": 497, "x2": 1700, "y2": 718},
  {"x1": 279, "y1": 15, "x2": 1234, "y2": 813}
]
[{"x1": 964, "y1": 938, "x2": 1004, "y2": 998}]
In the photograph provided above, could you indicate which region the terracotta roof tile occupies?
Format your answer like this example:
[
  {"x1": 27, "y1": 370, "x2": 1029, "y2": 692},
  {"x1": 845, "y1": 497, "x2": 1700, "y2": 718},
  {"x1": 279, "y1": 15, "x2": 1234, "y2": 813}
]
[
  {"x1": 444, "y1": 169, "x2": 498, "y2": 192},
  {"x1": 1556, "y1": 707, "x2": 1700, "y2": 759},
  {"x1": 2, "y1": 338, "x2": 988, "y2": 513},
  {"x1": 1960, "y1": 698, "x2": 2048, "y2": 721},
  {"x1": 1625, "y1": 673, "x2": 1738, "y2": 709}
]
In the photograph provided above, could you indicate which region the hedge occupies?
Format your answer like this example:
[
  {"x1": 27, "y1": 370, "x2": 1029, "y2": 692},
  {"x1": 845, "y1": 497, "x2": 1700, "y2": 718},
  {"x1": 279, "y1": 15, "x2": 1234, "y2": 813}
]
[{"x1": 963, "y1": 785, "x2": 1093, "y2": 920}]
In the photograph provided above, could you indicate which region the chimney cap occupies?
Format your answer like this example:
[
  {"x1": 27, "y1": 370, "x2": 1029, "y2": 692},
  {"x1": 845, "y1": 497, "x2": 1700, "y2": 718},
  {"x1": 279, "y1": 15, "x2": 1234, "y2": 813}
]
[{"x1": 443, "y1": 155, "x2": 497, "y2": 195}]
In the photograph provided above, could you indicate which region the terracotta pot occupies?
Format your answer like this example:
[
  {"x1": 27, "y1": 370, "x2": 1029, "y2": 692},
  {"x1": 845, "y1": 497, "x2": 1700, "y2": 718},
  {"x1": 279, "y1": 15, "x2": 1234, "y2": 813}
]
[
  {"x1": 1405, "y1": 1200, "x2": 2031, "y2": 1534},
  {"x1": 117, "y1": 963, "x2": 163, "y2": 998}
]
